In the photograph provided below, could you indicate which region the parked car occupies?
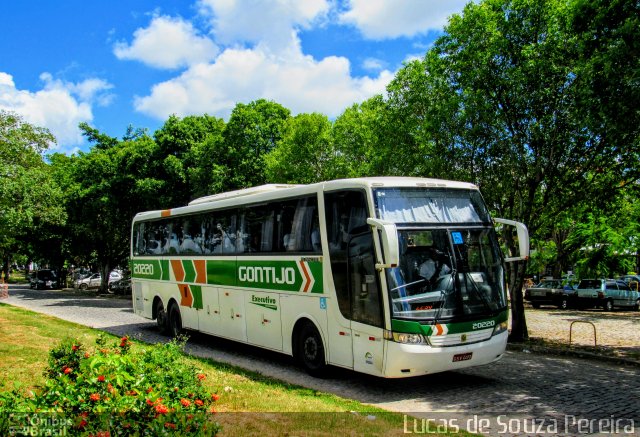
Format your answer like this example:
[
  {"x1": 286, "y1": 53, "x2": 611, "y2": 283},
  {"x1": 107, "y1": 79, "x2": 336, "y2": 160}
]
[
  {"x1": 75, "y1": 273, "x2": 101, "y2": 290},
  {"x1": 108, "y1": 276, "x2": 131, "y2": 295},
  {"x1": 617, "y1": 275, "x2": 640, "y2": 291},
  {"x1": 75, "y1": 271, "x2": 122, "y2": 290},
  {"x1": 30, "y1": 269, "x2": 59, "y2": 290},
  {"x1": 574, "y1": 279, "x2": 640, "y2": 311},
  {"x1": 524, "y1": 279, "x2": 575, "y2": 309}
]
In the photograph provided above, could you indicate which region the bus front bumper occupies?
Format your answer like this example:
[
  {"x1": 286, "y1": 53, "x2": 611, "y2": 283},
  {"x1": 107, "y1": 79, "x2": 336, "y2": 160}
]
[{"x1": 383, "y1": 330, "x2": 508, "y2": 378}]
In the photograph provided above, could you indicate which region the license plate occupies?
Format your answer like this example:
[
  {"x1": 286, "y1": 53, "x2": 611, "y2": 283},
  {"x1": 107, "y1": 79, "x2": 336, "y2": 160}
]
[{"x1": 452, "y1": 352, "x2": 473, "y2": 362}]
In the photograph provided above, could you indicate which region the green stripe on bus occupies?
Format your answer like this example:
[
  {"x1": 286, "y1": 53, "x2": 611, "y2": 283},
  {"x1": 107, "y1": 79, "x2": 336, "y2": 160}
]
[
  {"x1": 191, "y1": 285, "x2": 203, "y2": 310},
  {"x1": 237, "y1": 260, "x2": 302, "y2": 292},
  {"x1": 391, "y1": 310, "x2": 508, "y2": 335},
  {"x1": 131, "y1": 259, "x2": 169, "y2": 281},
  {"x1": 183, "y1": 260, "x2": 196, "y2": 283},
  {"x1": 206, "y1": 260, "x2": 237, "y2": 286},
  {"x1": 134, "y1": 258, "x2": 323, "y2": 294}
]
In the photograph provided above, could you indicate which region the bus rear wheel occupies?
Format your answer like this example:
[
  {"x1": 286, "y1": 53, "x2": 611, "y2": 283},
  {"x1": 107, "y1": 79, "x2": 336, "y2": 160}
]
[
  {"x1": 155, "y1": 300, "x2": 169, "y2": 334},
  {"x1": 168, "y1": 303, "x2": 183, "y2": 338},
  {"x1": 296, "y1": 323, "x2": 327, "y2": 377}
]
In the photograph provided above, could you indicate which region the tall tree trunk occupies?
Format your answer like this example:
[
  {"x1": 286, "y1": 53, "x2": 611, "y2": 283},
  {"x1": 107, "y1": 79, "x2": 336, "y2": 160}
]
[
  {"x1": 508, "y1": 260, "x2": 528, "y2": 342},
  {"x1": 99, "y1": 263, "x2": 111, "y2": 294},
  {"x1": 2, "y1": 255, "x2": 10, "y2": 282}
]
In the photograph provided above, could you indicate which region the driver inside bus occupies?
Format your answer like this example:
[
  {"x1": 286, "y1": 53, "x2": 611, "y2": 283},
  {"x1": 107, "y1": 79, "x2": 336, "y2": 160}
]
[{"x1": 417, "y1": 247, "x2": 451, "y2": 287}]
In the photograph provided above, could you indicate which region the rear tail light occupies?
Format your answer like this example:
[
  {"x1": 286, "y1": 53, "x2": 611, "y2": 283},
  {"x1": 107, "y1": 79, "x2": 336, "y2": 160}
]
[{"x1": 597, "y1": 291, "x2": 604, "y2": 298}]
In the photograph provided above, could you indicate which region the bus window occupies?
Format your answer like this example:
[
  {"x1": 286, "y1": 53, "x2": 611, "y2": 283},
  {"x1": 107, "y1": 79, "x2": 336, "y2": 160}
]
[
  {"x1": 241, "y1": 204, "x2": 274, "y2": 253},
  {"x1": 219, "y1": 212, "x2": 239, "y2": 254},
  {"x1": 179, "y1": 218, "x2": 202, "y2": 254},
  {"x1": 287, "y1": 196, "x2": 319, "y2": 252},
  {"x1": 133, "y1": 223, "x2": 143, "y2": 256}
]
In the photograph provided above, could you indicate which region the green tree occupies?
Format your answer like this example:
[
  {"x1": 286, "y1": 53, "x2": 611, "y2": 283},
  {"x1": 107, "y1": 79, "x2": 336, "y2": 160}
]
[
  {"x1": 153, "y1": 114, "x2": 226, "y2": 205},
  {"x1": 222, "y1": 99, "x2": 290, "y2": 190},
  {"x1": 51, "y1": 127, "x2": 166, "y2": 293},
  {"x1": 565, "y1": 188, "x2": 640, "y2": 278},
  {"x1": 265, "y1": 113, "x2": 342, "y2": 183},
  {"x1": 0, "y1": 111, "x2": 65, "y2": 280}
]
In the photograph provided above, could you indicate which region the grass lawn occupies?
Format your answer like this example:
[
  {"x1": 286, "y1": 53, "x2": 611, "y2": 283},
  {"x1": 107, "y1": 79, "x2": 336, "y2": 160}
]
[{"x1": 0, "y1": 303, "x2": 465, "y2": 436}]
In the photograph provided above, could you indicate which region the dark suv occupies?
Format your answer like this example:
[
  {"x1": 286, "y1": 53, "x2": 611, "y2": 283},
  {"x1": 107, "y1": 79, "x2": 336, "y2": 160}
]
[
  {"x1": 524, "y1": 279, "x2": 575, "y2": 309},
  {"x1": 30, "y1": 269, "x2": 59, "y2": 290}
]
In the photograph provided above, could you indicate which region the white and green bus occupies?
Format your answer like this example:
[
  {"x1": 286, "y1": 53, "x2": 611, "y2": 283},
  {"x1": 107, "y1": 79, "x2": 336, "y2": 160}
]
[{"x1": 131, "y1": 177, "x2": 528, "y2": 378}]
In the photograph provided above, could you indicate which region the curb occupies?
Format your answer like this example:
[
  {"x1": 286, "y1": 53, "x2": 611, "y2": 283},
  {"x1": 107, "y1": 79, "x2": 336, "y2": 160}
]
[{"x1": 506, "y1": 342, "x2": 640, "y2": 368}]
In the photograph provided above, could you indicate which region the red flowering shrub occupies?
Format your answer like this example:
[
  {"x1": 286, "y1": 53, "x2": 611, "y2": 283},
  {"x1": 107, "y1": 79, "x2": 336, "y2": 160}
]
[{"x1": 1, "y1": 336, "x2": 221, "y2": 435}]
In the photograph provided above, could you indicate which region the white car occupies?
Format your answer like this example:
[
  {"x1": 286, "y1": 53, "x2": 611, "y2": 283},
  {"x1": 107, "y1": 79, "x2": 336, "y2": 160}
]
[{"x1": 75, "y1": 271, "x2": 122, "y2": 290}]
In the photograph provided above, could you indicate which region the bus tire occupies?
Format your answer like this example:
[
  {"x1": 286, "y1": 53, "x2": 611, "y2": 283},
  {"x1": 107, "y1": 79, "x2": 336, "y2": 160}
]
[
  {"x1": 155, "y1": 299, "x2": 169, "y2": 334},
  {"x1": 168, "y1": 303, "x2": 183, "y2": 338},
  {"x1": 296, "y1": 322, "x2": 327, "y2": 377}
]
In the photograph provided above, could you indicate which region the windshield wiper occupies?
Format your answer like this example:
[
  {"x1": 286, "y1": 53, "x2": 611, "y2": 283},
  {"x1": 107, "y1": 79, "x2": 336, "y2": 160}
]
[
  {"x1": 463, "y1": 272, "x2": 494, "y2": 314},
  {"x1": 430, "y1": 257, "x2": 456, "y2": 329}
]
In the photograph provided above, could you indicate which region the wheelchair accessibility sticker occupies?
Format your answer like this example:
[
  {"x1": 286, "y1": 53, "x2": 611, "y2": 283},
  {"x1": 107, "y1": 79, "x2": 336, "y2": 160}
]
[
  {"x1": 320, "y1": 297, "x2": 327, "y2": 310},
  {"x1": 452, "y1": 232, "x2": 464, "y2": 245}
]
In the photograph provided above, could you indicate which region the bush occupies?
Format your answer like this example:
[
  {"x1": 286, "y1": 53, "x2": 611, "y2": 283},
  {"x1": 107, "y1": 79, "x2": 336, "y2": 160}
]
[{"x1": 1, "y1": 335, "x2": 221, "y2": 435}]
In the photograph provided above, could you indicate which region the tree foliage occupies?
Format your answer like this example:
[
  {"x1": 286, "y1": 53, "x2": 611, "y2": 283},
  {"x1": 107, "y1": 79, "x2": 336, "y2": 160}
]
[
  {"x1": 222, "y1": 99, "x2": 290, "y2": 190},
  {"x1": 0, "y1": 111, "x2": 65, "y2": 278},
  {"x1": 265, "y1": 112, "x2": 340, "y2": 183}
]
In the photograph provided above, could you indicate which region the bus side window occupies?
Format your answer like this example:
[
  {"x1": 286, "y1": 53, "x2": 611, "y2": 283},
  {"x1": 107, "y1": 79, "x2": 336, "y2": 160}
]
[
  {"x1": 241, "y1": 205, "x2": 274, "y2": 253},
  {"x1": 133, "y1": 223, "x2": 143, "y2": 256},
  {"x1": 287, "y1": 196, "x2": 319, "y2": 252}
]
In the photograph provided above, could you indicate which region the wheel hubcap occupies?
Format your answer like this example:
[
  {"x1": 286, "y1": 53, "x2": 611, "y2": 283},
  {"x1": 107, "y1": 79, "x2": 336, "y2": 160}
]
[{"x1": 304, "y1": 337, "x2": 318, "y2": 361}]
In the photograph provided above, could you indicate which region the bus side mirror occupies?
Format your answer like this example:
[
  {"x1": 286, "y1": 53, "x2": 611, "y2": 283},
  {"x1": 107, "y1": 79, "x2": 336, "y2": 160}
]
[
  {"x1": 493, "y1": 218, "x2": 530, "y2": 262},
  {"x1": 366, "y1": 218, "x2": 399, "y2": 269}
]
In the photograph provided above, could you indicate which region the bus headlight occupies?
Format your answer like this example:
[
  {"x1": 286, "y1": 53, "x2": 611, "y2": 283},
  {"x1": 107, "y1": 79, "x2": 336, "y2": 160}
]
[
  {"x1": 385, "y1": 330, "x2": 427, "y2": 344},
  {"x1": 492, "y1": 321, "x2": 508, "y2": 336}
]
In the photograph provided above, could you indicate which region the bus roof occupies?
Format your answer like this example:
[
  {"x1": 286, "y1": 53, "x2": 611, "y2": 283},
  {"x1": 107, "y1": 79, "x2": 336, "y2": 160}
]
[
  {"x1": 133, "y1": 177, "x2": 478, "y2": 221},
  {"x1": 188, "y1": 184, "x2": 302, "y2": 206}
]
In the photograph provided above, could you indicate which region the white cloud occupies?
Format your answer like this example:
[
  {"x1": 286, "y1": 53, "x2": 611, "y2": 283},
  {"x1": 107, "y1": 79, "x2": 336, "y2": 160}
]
[
  {"x1": 129, "y1": 1, "x2": 394, "y2": 121},
  {"x1": 134, "y1": 45, "x2": 393, "y2": 120},
  {"x1": 198, "y1": 0, "x2": 330, "y2": 53},
  {"x1": 339, "y1": 0, "x2": 468, "y2": 39},
  {"x1": 114, "y1": 15, "x2": 219, "y2": 69},
  {"x1": 362, "y1": 57, "x2": 386, "y2": 72},
  {"x1": 0, "y1": 72, "x2": 113, "y2": 147}
]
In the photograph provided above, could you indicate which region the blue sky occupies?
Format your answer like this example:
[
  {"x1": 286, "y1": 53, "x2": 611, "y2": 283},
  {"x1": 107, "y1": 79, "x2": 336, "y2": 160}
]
[{"x1": 0, "y1": 0, "x2": 469, "y2": 154}]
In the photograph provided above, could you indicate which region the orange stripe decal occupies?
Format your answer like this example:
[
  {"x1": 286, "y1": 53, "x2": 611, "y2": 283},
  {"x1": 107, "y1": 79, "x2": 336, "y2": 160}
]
[
  {"x1": 299, "y1": 261, "x2": 311, "y2": 292},
  {"x1": 171, "y1": 260, "x2": 185, "y2": 282},
  {"x1": 179, "y1": 284, "x2": 193, "y2": 307},
  {"x1": 194, "y1": 260, "x2": 207, "y2": 284},
  {"x1": 161, "y1": 209, "x2": 172, "y2": 217}
]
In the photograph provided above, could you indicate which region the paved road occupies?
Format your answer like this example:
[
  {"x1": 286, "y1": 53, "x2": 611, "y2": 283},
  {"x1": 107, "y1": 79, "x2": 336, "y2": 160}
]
[{"x1": 3, "y1": 285, "x2": 639, "y2": 436}]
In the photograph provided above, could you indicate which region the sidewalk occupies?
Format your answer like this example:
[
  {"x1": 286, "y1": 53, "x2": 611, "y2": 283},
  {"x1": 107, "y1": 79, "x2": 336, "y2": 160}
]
[{"x1": 510, "y1": 307, "x2": 640, "y2": 366}]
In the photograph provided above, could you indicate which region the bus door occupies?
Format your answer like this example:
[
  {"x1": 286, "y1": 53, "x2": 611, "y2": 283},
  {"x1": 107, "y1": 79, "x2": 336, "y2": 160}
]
[
  {"x1": 325, "y1": 190, "x2": 384, "y2": 374},
  {"x1": 348, "y1": 230, "x2": 385, "y2": 375}
]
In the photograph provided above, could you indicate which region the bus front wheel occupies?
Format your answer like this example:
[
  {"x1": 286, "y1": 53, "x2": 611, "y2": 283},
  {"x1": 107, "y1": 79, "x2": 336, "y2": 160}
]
[
  {"x1": 168, "y1": 303, "x2": 183, "y2": 337},
  {"x1": 296, "y1": 323, "x2": 327, "y2": 377}
]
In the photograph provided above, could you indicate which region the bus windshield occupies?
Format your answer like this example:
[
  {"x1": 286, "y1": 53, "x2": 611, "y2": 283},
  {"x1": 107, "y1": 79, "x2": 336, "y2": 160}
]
[
  {"x1": 374, "y1": 187, "x2": 491, "y2": 224},
  {"x1": 386, "y1": 228, "x2": 506, "y2": 321}
]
